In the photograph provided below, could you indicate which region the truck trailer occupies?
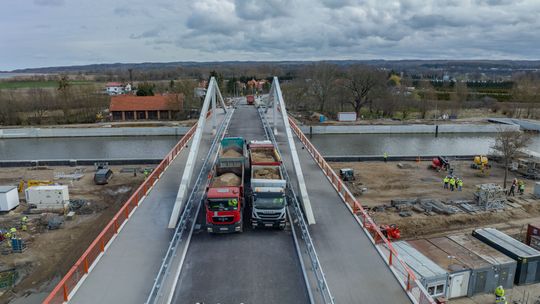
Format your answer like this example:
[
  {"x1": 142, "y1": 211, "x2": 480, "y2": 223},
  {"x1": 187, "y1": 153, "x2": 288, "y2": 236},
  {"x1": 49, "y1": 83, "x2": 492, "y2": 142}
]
[{"x1": 205, "y1": 137, "x2": 246, "y2": 233}]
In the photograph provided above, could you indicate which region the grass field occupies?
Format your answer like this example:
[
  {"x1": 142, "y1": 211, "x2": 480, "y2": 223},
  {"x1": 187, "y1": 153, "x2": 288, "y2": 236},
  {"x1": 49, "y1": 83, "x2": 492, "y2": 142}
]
[{"x1": 0, "y1": 80, "x2": 95, "y2": 89}]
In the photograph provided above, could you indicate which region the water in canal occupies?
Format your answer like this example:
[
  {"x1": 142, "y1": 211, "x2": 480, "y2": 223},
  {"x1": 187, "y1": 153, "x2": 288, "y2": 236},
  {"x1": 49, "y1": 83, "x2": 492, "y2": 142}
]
[
  {"x1": 309, "y1": 133, "x2": 540, "y2": 156},
  {"x1": 2, "y1": 133, "x2": 540, "y2": 160},
  {"x1": 0, "y1": 136, "x2": 180, "y2": 160}
]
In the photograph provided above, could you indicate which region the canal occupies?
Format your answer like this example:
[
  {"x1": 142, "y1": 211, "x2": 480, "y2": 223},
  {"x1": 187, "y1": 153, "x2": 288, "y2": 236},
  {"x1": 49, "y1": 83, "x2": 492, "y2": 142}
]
[{"x1": 2, "y1": 133, "x2": 540, "y2": 160}]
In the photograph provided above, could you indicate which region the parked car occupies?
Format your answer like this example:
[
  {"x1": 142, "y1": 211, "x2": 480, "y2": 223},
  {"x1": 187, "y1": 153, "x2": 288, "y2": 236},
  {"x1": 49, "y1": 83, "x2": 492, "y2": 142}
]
[{"x1": 94, "y1": 168, "x2": 113, "y2": 185}]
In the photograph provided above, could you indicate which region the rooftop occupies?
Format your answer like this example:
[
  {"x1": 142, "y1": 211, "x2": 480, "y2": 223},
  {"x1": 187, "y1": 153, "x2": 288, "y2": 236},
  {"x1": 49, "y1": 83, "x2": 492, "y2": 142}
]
[
  {"x1": 474, "y1": 228, "x2": 540, "y2": 258},
  {"x1": 109, "y1": 95, "x2": 183, "y2": 112}
]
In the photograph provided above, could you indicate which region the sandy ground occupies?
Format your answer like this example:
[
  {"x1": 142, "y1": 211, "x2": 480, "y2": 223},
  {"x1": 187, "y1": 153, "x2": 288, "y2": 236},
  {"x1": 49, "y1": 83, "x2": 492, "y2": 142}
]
[
  {"x1": 330, "y1": 160, "x2": 540, "y2": 304},
  {"x1": 0, "y1": 165, "x2": 149, "y2": 303}
]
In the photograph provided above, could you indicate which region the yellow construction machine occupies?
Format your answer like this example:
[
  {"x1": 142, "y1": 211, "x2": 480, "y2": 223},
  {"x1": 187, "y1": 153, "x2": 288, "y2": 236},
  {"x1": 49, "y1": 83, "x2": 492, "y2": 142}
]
[
  {"x1": 471, "y1": 155, "x2": 490, "y2": 175},
  {"x1": 18, "y1": 180, "x2": 53, "y2": 192}
]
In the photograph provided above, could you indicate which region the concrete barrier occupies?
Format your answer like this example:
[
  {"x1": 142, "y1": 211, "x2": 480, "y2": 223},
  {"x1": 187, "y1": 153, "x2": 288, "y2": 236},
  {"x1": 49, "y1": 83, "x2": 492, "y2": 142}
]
[
  {"x1": 0, "y1": 126, "x2": 190, "y2": 138},
  {"x1": 0, "y1": 158, "x2": 163, "y2": 167},
  {"x1": 299, "y1": 123, "x2": 520, "y2": 134},
  {"x1": 324, "y1": 155, "x2": 479, "y2": 162}
]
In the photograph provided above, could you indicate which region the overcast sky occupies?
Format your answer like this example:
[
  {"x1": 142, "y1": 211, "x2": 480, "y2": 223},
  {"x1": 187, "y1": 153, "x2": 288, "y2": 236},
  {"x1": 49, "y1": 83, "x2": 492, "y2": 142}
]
[{"x1": 2, "y1": 0, "x2": 540, "y2": 70}]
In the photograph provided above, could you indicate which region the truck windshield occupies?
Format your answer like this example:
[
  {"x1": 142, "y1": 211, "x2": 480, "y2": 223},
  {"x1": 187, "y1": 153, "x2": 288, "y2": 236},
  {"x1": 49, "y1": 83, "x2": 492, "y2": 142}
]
[
  {"x1": 254, "y1": 196, "x2": 285, "y2": 209},
  {"x1": 208, "y1": 199, "x2": 238, "y2": 211}
]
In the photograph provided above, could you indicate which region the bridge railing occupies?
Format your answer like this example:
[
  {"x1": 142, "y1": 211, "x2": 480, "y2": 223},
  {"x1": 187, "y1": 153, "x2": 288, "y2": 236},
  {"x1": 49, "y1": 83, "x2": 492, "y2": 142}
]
[
  {"x1": 288, "y1": 118, "x2": 434, "y2": 304},
  {"x1": 43, "y1": 123, "x2": 198, "y2": 304}
]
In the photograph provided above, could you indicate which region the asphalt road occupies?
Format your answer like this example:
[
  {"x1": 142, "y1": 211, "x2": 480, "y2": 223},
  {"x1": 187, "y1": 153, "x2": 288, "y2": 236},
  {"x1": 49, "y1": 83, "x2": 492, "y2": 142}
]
[{"x1": 171, "y1": 103, "x2": 310, "y2": 304}]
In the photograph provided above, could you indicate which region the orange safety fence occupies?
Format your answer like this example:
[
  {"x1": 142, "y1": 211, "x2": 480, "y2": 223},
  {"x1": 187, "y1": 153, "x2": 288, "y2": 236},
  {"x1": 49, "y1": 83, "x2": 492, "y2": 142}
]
[
  {"x1": 42, "y1": 123, "x2": 198, "y2": 304},
  {"x1": 288, "y1": 118, "x2": 435, "y2": 304}
]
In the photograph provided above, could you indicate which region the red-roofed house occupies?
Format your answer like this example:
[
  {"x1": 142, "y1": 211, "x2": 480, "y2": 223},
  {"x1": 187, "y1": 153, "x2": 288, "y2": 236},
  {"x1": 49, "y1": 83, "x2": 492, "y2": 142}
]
[{"x1": 109, "y1": 95, "x2": 183, "y2": 121}]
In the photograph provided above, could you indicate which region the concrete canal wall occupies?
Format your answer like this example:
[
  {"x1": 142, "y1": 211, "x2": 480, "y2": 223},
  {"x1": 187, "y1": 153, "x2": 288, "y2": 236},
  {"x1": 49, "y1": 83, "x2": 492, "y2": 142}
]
[
  {"x1": 0, "y1": 126, "x2": 189, "y2": 138},
  {"x1": 299, "y1": 123, "x2": 520, "y2": 134}
]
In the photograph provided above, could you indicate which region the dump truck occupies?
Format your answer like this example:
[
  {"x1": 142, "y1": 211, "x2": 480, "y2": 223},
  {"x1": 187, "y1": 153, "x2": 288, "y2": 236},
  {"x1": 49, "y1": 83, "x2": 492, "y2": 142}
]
[
  {"x1": 246, "y1": 95, "x2": 255, "y2": 105},
  {"x1": 206, "y1": 137, "x2": 246, "y2": 233},
  {"x1": 250, "y1": 165, "x2": 287, "y2": 229},
  {"x1": 248, "y1": 140, "x2": 281, "y2": 166}
]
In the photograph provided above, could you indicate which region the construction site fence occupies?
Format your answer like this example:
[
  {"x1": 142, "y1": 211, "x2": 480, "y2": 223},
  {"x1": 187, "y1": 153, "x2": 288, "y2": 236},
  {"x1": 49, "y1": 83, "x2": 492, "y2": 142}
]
[
  {"x1": 289, "y1": 118, "x2": 435, "y2": 304},
  {"x1": 42, "y1": 123, "x2": 198, "y2": 304}
]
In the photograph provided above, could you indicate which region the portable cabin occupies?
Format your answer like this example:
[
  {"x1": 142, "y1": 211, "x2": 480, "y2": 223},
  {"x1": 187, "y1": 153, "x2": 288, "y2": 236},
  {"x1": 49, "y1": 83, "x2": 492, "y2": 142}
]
[
  {"x1": 392, "y1": 241, "x2": 449, "y2": 298},
  {"x1": 429, "y1": 237, "x2": 494, "y2": 297},
  {"x1": 526, "y1": 222, "x2": 540, "y2": 251},
  {"x1": 449, "y1": 234, "x2": 515, "y2": 291},
  {"x1": 409, "y1": 239, "x2": 470, "y2": 299},
  {"x1": 473, "y1": 228, "x2": 540, "y2": 285},
  {"x1": 0, "y1": 186, "x2": 19, "y2": 211}
]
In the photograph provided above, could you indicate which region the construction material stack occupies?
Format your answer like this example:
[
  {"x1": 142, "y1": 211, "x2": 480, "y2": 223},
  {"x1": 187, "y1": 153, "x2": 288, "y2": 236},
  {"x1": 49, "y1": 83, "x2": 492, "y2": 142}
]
[
  {"x1": 205, "y1": 137, "x2": 246, "y2": 233},
  {"x1": 248, "y1": 140, "x2": 287, "y2": 229},
  {"x1": 474, "y1": 184, "x2": 506, "y2": 210}
]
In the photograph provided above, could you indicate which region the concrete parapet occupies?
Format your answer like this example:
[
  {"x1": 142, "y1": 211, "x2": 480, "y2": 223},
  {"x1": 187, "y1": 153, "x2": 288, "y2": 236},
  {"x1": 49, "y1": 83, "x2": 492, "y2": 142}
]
[
  {"x1": 0, "y1": 126, "x2": 190, "y2": 138},
  {"x1": 299, "y1": 123, "x2": 519, "y2": 134}
]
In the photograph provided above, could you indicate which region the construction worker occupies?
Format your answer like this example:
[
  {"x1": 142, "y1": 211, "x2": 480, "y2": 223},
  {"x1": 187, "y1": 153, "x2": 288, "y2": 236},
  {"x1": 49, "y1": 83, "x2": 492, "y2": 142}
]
[
  {"x1": 508, "y1": 179, "x2": 517, "y2": 197},
  {"x1": 518, "y1": 180, "x2": 525, "y2": 195},
  {"x1": 143, "y1": 169, "x2": 150, "y2": 179},
  {"x1": 449, "y1": 176, "x2": 456, "y2": 191},
  {"x1": 383, "y1": 152, "x2": 388, "y2": 163},
  {"x1": 7, "y1": 227, "x2": 17, "y2": 239},
  {"x1": 21, "y1": 216, "x2": 28, "y2": 231},
  {"x1": 457, "y1": 178, "x2": 463, "y2": 191},
  {"x1": 495, "y1": 285, "x2": 506, "y2": 303},
  {"x1": 443, "y1": 176, "x2": 449, "y2": 189}
]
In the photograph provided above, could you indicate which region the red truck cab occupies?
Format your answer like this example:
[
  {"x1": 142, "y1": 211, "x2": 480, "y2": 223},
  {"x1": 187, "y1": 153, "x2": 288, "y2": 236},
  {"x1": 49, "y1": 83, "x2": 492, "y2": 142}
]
[
  {"x1": 246, "y1": 95, "x2": 255, "y2": 105},
  {"x1": 206, "y1": 187, "x2": 243, "y2": 233}
]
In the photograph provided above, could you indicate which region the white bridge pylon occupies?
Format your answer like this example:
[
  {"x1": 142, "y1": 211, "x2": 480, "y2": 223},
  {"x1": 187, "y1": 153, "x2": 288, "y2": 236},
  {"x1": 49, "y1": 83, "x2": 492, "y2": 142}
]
[
  {"x1": 268, "y1": 77, "x2": 316, "y2": 225},
  {"x1": 168, "y1": 77, "x2": 227, "y2": 229}
]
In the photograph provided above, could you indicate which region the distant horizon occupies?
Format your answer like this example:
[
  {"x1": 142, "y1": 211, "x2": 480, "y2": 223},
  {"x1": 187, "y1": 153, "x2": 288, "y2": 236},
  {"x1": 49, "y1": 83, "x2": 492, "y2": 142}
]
[{"x1": 4, "y1": 58, "x2": 540, "y2": 73}]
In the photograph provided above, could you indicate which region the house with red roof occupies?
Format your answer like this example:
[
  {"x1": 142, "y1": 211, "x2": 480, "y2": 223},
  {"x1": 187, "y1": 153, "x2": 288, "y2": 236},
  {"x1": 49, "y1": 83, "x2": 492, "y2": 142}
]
[{"x1": 109, "y1": 94, "x2": 183, "y2": 121}]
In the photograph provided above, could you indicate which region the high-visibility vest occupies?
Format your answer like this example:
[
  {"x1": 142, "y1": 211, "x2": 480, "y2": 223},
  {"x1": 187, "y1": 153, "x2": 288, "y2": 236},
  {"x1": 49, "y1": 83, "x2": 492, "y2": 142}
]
[
  {"x1": 449, "y1": 179, "x2": 456, "y2": 185},
  {"x1": 495, "y1": 286, "x2": 505, "y2": 297},
  {"x1": 443, "y1": 177, "x2": 449, "y2": 183},
  {"x1": 458, "y1": 180, "x2": 463, "y2": 186}
]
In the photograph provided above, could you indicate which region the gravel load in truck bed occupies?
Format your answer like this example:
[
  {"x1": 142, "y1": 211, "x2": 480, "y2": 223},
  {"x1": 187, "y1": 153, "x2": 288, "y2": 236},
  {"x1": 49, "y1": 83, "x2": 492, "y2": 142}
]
[
  {"x1": 221, "y1": 149, "x2": 242, "y2": 158},
  {"x1": 211, "y1": 173, "x2": 241, "y2": 187},
  {"x1": 251, "y1": 150, "x2": 277, "y2": 163},
  {"x1": 253, "y1": 167, "x2": 280, "y2": 179}
]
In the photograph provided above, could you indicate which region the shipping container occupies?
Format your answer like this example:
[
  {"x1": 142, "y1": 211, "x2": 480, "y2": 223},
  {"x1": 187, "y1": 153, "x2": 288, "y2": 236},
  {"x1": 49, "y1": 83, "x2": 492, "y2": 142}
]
[
  {"x1": 25, "y1": 185, "x2": 69, "y2": 212},
  {"x1": 409, "y1": 239, "x2": 470, "y2": 299},
  {"x1": 337, "y1": 112, "x2": 357, "y2": 122},
  {"x1": 391, "y1": 241, "x2": 449, "y2": 298},
  {"x1": 473, "y1": 228, "x2": 540, "y2": 285},
  {"x1": 429, "y1": 237, "x2": 495, "y2": 297},
  {"x1": 449, "y1": 234, "x2": 515, "y2": 291},
  {"x1": 0, "y1": 186, "x2": 19, "y2": 211},
  {"x1": 526, "y1": 222, "x2": 540, "y2": 251}
]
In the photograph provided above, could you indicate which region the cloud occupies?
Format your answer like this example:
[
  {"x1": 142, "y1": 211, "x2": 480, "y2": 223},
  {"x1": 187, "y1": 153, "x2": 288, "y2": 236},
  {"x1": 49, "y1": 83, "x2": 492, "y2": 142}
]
[
  {"x1": 2, "y1": 0, "x2": 540, "y2": 69},
  {"x1": 234, "y1": 0, "x2": 290, "y2": 20},
  {"x1": 130, "y1": 27, "x2": 163, "y2": 39},
  {"x1": 34, "y1": 0, "x2": 64, "y2": 6}
]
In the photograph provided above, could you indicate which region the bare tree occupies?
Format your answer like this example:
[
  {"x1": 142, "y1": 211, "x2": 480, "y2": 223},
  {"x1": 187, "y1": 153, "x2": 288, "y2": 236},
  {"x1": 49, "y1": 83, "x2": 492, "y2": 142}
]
[
  {"x1": 304, "y1": 63, "x2": 338, "y2": 113},
  {"x1": 418, "y1": 80, "x2": 437, "y2": 119},
  {"x1": 449, "y1": 81, "x2": 468, "y2": 116},
  {"x1": 343, "y1": 65, "x2": 387, "y2": 116},
  {"x1": 492, "y1": 129, "x2": 531, "y2": 189},
  {"x1": 27, "y1": 88, "x2": 52, "y2": 124}
]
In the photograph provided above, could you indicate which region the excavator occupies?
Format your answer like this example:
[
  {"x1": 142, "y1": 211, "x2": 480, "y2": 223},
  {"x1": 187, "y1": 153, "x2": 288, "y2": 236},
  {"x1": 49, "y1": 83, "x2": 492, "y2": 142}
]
[{"x1": 18, "y1": 180, "x2": 53, "y2": 193}]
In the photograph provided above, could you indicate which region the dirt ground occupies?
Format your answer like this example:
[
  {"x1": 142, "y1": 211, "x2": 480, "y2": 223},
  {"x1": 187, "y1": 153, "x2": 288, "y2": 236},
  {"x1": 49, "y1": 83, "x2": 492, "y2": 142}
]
[
  {"x1": 330, "y1": 159, "x2": 540, "y2": 304},
  {"x1": 0, "y1": 165, "x2": 150, "y2": 303}
]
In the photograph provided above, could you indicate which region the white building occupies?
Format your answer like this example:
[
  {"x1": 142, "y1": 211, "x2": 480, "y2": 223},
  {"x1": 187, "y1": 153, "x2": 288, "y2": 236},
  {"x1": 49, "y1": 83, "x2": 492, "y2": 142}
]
[{"x1": 106, "y1": 82, "x2": 130, "y2": 95}]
